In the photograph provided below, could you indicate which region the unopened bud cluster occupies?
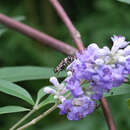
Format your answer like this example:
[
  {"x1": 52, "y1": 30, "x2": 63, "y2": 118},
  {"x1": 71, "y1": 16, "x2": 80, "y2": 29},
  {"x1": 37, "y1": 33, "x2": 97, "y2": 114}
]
[{"x1": 44, "y1": 77, "x2": 67, "y2": 102}]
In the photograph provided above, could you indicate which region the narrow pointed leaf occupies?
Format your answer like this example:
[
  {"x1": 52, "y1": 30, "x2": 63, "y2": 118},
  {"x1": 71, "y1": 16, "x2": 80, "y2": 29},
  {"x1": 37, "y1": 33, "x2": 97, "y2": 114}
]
[
  {"x1": 104, "y1": 83, "x2": 130, "y2": 97},
  {"x1": 39, "y1": 95, "x2": 55, "y2": 109},
  {"x1": 0, "y1": 106, "x2": 30, "y2": 114},
  {"x1": 36, "y1": 86, "x2": 54, "y2": 105},
  {"x1": 0, "y1": 79, "x2": 34, "y2": 105},
  {"x1": 0, "y1": 66, "x2": 66, "y2": 82},
  {"x1": 36, "y1": 87, "x2": 46, "y2": 105}
]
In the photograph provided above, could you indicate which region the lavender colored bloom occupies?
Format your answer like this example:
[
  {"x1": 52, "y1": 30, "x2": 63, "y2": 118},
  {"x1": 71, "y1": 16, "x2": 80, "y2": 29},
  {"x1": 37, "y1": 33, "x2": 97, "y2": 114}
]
[
  {"x1": 65, "y1": 76, "x2": 84, "y2": 97},
  {"x1": 57, "y1": 35, "x2": 130, "y2": 120},
  {"x1": 96, "y1": 65, "x2": 112, "y2": 82},
  {"x1": 58, "y1": 100, "x2": 72, "y2": 115},
  {"x1": 58, "y1": 96, "x2": 95, "y2": 120},
  {"x1": 112, "y1": 65, "x2": 125, "y2": 87}
]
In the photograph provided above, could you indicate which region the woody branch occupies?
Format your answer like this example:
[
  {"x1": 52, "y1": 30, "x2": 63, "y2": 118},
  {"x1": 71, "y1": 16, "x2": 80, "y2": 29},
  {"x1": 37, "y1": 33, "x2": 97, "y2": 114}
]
[
  {"x1": 0, "y1": 14, "x2": 77, "y2": 56},
  {"x1": 49, "y1": 0, "x2": 84, "y2": 51}
]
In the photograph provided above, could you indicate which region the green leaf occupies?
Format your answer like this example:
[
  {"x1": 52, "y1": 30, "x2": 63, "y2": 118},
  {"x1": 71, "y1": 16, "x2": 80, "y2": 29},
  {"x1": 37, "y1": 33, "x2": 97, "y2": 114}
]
[
  {"x1": 0, "y1": 79, "x2": 34, "y2": 105},
  {"x1": 36, "y1": 87, "x2": 46, "y2": 105},
  {"x1": 0, "y1": 66, "x2": 66, "y2": 82},
  {"x1": 104, "y1": 83, "x2": 130, "y2": 97},
  {"x1": 127, "y1": 98, "x2": 130, "y2": 109},
  {"x1": 39, "y1": 95, "x2": 55, "y2": 109},
  {"x1": 118, "y1": 0, "x2": 130, "y2": 4},
  {"x1": 36, "y1": 86, "x2": 54, "y2": 105},
  {"x1": 0, "y1": 106, "x2": 30, "y2": 114}
]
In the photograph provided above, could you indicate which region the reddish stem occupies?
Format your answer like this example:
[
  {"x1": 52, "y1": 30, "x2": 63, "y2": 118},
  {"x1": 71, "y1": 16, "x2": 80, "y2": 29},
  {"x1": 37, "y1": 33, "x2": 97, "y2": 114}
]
[
  {"x1": 0, "y1": 14, "x2": 77, "y2": 56},
  {"x1": 49, "y1": 0, "x2": 84, "y2": 51},
  {"x1": 101, "y1": 98, "x2": 116, "y2": 130}
]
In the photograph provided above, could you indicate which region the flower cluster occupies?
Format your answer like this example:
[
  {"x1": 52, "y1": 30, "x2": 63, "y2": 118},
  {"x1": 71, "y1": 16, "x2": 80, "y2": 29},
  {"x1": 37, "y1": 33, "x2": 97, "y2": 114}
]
[
  {"x1": 44, "y1": 35, "x2": 130, "y2": 120},
  {"x1": 58, "y1": 96, "x2": 95, "y2": 120}
]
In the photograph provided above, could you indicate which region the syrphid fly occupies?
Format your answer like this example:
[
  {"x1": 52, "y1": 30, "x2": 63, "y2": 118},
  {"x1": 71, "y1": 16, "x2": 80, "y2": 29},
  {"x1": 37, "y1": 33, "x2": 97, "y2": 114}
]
[{"x1": 54, "y1": 55, "x2": 75, "y2": 73}]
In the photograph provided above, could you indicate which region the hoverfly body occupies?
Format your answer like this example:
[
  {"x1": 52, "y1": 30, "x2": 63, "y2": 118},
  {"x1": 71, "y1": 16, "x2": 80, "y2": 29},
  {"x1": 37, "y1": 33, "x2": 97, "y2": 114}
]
[{"x1": 54, "y1": 55, "x2": 75, "y2": 73}]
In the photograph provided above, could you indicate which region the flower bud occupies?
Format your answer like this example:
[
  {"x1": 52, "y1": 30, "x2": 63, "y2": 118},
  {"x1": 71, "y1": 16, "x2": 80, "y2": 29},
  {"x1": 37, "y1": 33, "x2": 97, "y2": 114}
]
[
  {"x1": 50, "y1": 77, "x2": 59, "y2": 87},
  {"x1": 44, "y1": 87, "x2": 56, "y2": 94}
]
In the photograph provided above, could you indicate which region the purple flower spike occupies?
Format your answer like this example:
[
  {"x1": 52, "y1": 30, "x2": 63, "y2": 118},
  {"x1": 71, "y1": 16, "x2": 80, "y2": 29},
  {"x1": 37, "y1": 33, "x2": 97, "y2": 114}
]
[{"x1": 57, "y1": 35, "x2": 130, "y2": 120}]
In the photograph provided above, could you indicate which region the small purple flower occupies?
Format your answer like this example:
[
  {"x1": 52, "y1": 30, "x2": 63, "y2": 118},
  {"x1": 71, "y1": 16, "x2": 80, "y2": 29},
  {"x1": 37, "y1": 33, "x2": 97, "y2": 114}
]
[
  {"x1": 96, "y1": 65, "x2": 112, "y2": 82},
  {"x1": 65, "y1": 76, "x2": 84, "y2": 97},
  {"x1": 112, "y1": 65, "x2": 125, "y2": 87},
  {"x1": 58, "y1": 96, "x2": 95, "y2": 120},
  {"x1": 58, "y1": 100, "x2": 72, "y2": 115}
]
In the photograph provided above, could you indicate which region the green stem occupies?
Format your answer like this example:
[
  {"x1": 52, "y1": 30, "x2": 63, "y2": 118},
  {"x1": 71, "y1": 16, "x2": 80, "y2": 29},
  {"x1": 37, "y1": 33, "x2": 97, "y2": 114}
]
[
  {"x1": 17, "y1": 104, "x2": 57, "y2": 130},
  {"x1": 9, "y1": 108, "x2": 37, "y2": 130}
]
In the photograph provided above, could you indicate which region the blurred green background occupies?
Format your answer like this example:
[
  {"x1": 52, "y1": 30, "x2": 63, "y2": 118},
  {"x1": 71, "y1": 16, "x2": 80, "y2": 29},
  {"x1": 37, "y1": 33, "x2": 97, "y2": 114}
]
[{"x1": 0, "y1": 0, "x2": 130, "y2": 130}]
